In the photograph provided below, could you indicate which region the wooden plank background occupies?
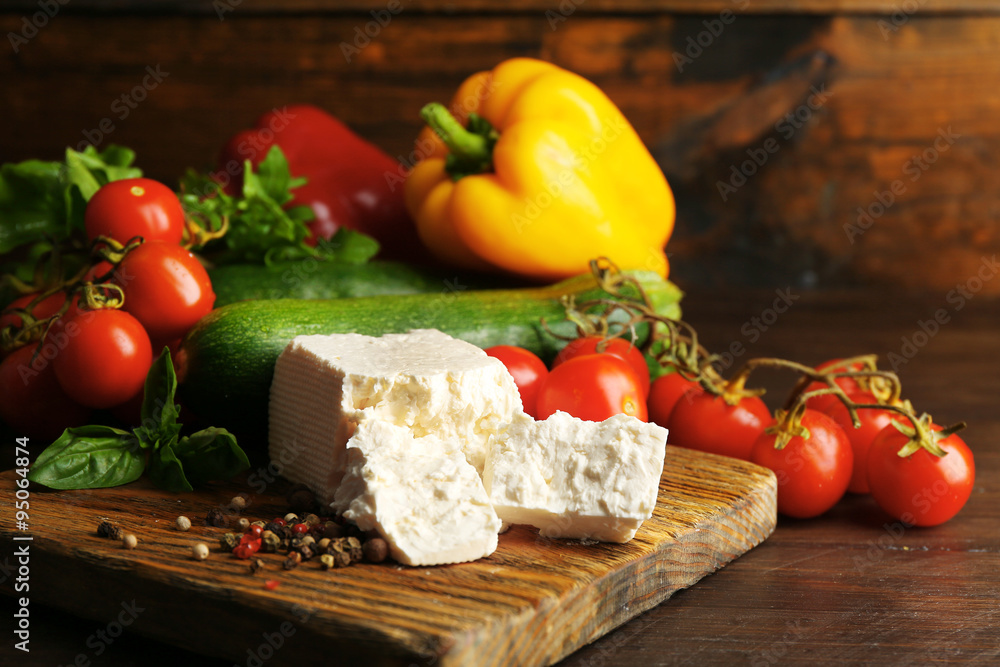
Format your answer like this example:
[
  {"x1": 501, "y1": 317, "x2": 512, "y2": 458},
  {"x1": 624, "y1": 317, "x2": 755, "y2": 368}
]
[{"x1": 2, "y1": 2, "x2": 998, "y2": 292}]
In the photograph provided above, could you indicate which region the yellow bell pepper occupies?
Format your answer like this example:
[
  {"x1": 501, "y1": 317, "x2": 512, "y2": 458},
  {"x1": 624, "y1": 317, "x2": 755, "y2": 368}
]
[{"x1": 404, "y1": 58, "x2": 675, "y2": 282}]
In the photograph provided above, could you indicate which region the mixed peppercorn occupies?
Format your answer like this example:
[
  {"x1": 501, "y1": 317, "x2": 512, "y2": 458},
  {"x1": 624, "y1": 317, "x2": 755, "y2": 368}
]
[
  {"x1": 216, "y1": 511, "x2": 387, "y2": 570},
  {"x1": 94, "y1": 483, "x2": 393, "y2": 577}
]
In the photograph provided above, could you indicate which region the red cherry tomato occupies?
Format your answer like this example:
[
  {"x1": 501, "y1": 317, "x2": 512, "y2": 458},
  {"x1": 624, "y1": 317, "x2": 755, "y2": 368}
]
[
  {"x1": 647, "y1": 370, "x2": 700, "y2": 428},
  {"x1": 553, "y1": 335, "x2": 650, "y2": 398},
  {"x1": 115, "y1": 241, "x2": 216, "y2": 344},
  {"x1": 666, "y1": 387, "x2": 771, "y2": 461},
  {"x1": 823, "y1": 391, "x2": 898, "y2": 494},
  {"x1": 0, "y1": 292, "x2": 67, "y2": 334},
  {"x1": 484, "y1": 345, "x2": 548, "y2": 418},
  {"x1": 803, "y1": 358, "x2": 867, "y2": 413},
  {"x1": 84, "y1": 178, "x2": 186, "y2": 245},
  {"x1": 84, "y1": 260, "x2": 115, "y2": 283},
  {"x1": 53, "y1": 308, "x2": 153, "y2": 409},
  {"x1": 866, "y1": 422, "x2": 974, "y2": 527},
  {"x1": 536, "y1": 353, "x2": 647, "y2": 422},
  {"x1": 0, "y1": 344, "x2": 91, "y2": 439},
  {"x1": 751, "y1": 409, "x2": 853, "y2": 519}
]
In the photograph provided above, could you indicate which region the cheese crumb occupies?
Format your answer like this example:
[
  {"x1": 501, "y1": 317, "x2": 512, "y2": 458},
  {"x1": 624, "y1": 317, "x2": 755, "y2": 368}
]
[
  {"x1": 335, "y1": 416, "x2": 502, "y2": 566},
  {"x1": 483, "y1": 411, "x2": 668, "y2": 543}
]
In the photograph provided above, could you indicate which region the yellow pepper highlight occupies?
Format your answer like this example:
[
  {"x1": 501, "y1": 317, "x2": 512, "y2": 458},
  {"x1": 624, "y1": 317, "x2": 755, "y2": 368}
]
[{"x1": 404, "y1": 58, "x2": 675, "y2": 282}]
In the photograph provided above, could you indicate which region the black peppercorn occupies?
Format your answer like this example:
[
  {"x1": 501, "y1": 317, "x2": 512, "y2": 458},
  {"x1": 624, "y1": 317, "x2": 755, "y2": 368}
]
[
  {"x1": 96, "y1": 520, "x2": 123, "y2": 541},
  {"x1": 205, "y1": 508, "x2": 228, "y2": 528},
  {"x1": 282, "y1": 552, "x2": 301, "y2": 570}
]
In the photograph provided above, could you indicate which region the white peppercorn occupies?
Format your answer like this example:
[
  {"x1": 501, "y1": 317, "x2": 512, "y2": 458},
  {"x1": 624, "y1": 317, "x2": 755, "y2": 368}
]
[
  {"x1": 122, "y1": 534, "x2": 138, "y2": 550},
  {"x1": 192, "y1": 543, "x2": 210, "y2": 560},
  {"x1": 176, "y1": 516, "x2": 192, "y2": 532}
]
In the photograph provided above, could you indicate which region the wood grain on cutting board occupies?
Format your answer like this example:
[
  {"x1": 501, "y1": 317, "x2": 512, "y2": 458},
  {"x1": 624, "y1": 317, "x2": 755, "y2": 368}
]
[{"x1": 0, "y1": 445, "x2": 776, "y2": 666}]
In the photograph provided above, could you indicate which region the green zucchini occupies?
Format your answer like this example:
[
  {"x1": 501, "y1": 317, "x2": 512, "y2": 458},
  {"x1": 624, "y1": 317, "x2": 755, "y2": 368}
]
[
  {"x1": 177, "y1": 270, "x2": 682, "y2": 448},
  {"x1": 208, "y1": 260, "x2": 502, "y2": 307}
]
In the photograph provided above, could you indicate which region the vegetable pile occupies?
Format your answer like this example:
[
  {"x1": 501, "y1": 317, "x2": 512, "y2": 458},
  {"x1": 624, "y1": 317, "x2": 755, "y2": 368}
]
[
  {"x1": 0, "y1": 56, "x2": 975, "y2": 531},
  {"x1": 0, "y1": 143, "x2": 381, "y2": 488}
]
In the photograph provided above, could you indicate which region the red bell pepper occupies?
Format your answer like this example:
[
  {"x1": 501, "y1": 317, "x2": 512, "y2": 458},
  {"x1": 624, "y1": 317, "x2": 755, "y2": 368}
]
[{"x1": 215, "y1": 105, "x2": 425, "y2": 261}]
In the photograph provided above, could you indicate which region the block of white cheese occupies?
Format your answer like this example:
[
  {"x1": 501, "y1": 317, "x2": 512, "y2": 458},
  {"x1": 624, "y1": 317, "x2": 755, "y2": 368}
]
[
  {"x1": 268, "y1": 329, "x2": 521, "y2": 506},
  {"x1": 483, "y1": 411, "x2": 668, "y2": 543},
  {"x1": 335, "y1": 416, "x2": 502, "y2": 566}
]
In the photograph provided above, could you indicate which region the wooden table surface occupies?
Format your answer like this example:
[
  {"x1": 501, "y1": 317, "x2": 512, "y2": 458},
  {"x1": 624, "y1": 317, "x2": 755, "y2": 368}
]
[{"x1": 3, "y1": 286, "x2": 998, "y2": 665}]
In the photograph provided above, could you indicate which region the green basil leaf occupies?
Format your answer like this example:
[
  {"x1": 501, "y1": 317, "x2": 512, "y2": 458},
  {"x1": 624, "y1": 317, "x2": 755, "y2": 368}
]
[
  {"x1": 173, "y1": 427, "x2": 249, "y2": 485},
  {"x1": 250, "y1": 145, "x2": 296, "y2": 206},
  {"x1": 316, "y1": 228, "x2": 380, "y2": 265},
  {"x1": 147, "y1": 440, "x2": 193, "y2": 493},
  {"x1": 27, "y1": 425, "x2": 145, "y2": 490},
  {"x1": 0, "y1": 145, "x2": 141, "y2": 255},
  {"x1": 63, "y1": 148, "x2": 105, "y2": 201},
  {"x1": 0, "y1": 160, "x2": 66, "y2": 254},
  {"x1": 139, "y1": 347, "x2": 181, "y2": 435}
]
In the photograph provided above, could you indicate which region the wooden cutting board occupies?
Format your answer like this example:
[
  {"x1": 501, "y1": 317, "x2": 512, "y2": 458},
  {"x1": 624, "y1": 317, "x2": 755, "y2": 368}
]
[{"x1": 0, "y1": 445, "x2": 776, "y2": 666}]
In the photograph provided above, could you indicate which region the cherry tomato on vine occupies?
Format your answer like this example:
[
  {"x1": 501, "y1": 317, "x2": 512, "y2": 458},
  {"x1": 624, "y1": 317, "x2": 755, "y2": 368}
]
[
  {"x1": 647, "y1": 370, "x2": 700, "y2": 428},
  {"x1": 803, "y1": 358, "x2": 868, "y2": 414},
  {"x1": 484, "y1": 345, "x2": 548, "y2": 418},
  {"x1": 114, "y1": 240, "x2": 216, "y2": 344},
  {"x1": 536, "y1": 353, "x2": 647, "y2": 422},
  {"x1": 666, "y1": 387, "x2": 771, "y2": 461},
  {"x1": 0, "y1": 344, "x2": 91, "y2": 439},
  {"x1": 0, "y1": 291, "x2": 67, "y2": 333},
  {"x1": 84, "y1": 260, "x2": 115, "y2": 283},
  {"x1": 750, "y1": 409, "x2": 854, "y2": 519},
  {"x1": 85, "y1": 178, "x2": 186, "y2": 245},
  {"x1": 823, "y1": 390, "x2": 898, "y2": 494},
  {"x1": 866, "y1": 422, "x2": 974, "y2": 527},
  {"x1": 53, "y1": 308, "x2": 153, "y2": 409},
  {"x1": 553, "y1": 335, "x2": 650, "y2": 398}
]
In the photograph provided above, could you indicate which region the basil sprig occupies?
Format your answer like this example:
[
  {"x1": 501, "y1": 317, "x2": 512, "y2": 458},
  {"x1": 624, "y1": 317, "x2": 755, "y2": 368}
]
[
  {"x1": 26, "y1": 425, "x2": 145, "y2": 490},
  {"x1": 179, "y1": 145, "x2": 379, "y2": 266},
  {"x1": 28, "y1": 349, "x2": 249, "y2": 491}
]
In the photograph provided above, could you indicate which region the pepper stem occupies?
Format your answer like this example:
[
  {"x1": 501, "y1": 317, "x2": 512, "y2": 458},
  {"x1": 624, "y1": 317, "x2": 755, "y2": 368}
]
[{"x1": 420, "y1": 103, "x2": 497, "y2": 180}]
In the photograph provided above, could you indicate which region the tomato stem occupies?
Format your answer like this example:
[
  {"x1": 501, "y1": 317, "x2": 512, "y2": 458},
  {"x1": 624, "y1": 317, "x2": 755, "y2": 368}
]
[{"x1": 570, "y1": 260, "x2": 966, "y2": 461}]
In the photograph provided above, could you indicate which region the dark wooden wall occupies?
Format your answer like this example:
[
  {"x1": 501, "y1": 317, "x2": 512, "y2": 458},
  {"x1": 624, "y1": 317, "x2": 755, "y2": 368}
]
[{"x1": 3, "y1": 1, "x2": 999, "y2": 293}]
